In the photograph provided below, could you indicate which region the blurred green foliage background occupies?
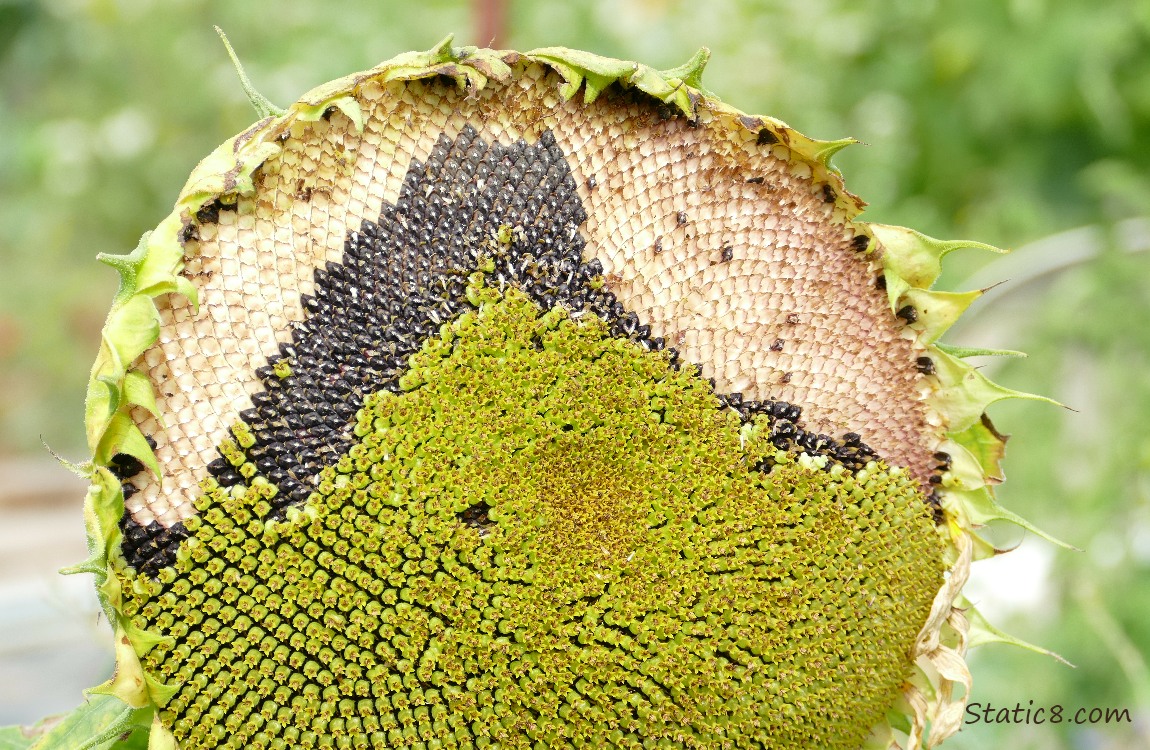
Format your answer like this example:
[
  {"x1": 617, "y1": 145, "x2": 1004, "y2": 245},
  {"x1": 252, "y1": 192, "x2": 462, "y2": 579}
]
[{"x1": 0, "y1": 0, "x2": 1147, "y2": 747}]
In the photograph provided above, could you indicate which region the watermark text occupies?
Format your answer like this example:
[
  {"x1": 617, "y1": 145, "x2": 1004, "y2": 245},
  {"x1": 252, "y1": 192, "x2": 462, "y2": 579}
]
[{"x1": 965, "y1": 701, "x2": 1132, "y2": 726}]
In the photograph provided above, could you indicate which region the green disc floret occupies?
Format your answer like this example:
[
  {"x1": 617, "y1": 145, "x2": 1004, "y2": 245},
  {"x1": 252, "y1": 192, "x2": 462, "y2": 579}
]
[{"x1": 117, "y1": 277, "x2": 943, "y2": 749}]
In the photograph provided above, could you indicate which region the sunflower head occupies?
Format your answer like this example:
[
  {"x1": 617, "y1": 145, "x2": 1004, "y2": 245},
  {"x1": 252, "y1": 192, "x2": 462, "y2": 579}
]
[{"x1": 74, "y1": 36, "x2": 1061, "y2": 750}]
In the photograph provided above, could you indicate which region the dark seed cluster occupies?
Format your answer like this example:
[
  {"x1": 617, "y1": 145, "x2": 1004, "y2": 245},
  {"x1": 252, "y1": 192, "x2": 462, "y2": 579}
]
[
  {"x1": 120, "y1": 515, "x2": 185, "y2": 579},
  {"x1": 113, "y1": 437, "x2": 184, "y2": 577},
  {"x1": 715, "y1": 393, "x2": 881, "y2": 475},
  {"x1": 121, "y1": 127, "x2": 892, "y2": 575}
]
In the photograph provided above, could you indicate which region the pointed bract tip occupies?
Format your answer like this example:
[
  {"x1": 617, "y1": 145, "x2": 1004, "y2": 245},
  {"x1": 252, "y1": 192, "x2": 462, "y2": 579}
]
[
  {"x1": 934, "y1": 343, "x2": 1028, "y2": 359},
  {"x1": 214, "y1": 26, "x2": 286, "y2": 119},
  {"x1": 430, "y1": 33, "x2": 456, "y2": 59},
  {"x1": 869, "y1": 224, "x2": 1008, "y2": 298},
  {"x1": 812, "y1": 136, "x2": 859, "y2": 167},
  {"x1": 659, "y1": 47, "x2": 711, "y2": 90},
  {"x1": 98, "y1": 232, "x2": 150, "y2": 305},
  {"x1": 964, "y1": 604, "x2": 1076, "y2": 666},
  {"x1": 41, "y1": 436, "x2": 91, "y2": 479}
]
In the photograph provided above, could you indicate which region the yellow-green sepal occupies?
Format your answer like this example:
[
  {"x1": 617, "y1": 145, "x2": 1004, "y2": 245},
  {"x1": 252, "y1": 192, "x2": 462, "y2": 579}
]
[
  {"x1": 296, "y1": 94, "x2": 364, "y2": 132},
  {"x1": 122, "y1": 621, "x2": 173, "y2": 661},
  {"x1": 96, "y1": 234, "x2": 152, "y2": 308},
  {"x1": 929, "y1": 348, "x2": 1063, "y2": 433},
  {"x1": 935, "y1": 416, "x2": 1010, "y2": 493},
  {"x1": 94, "y1": 412, "x2": 159, "y2": 481},
  {"x1": 371, "y1": 33, "x2": 474, "y2": 84},
  {"x1": 141, "y1": 675, "x2": 180, "y2": 711},
  {"x1": 90, "y1": 629, "x2": 155, "y2": 710},
  {"x1": 88, "y1": 266, "x2": 157, "y2": 405},
  {"x1": 61, "y1": 469, "x2": 125, "y2": 621},
  {"x1": 902, "y1": 287, "x2": 983, "y2": 344},
  {"x1": 937, "y1": 440, "x2": 997, "y2": 493},
  {"x1": 966, "y1": 528, "x2": 1005, "y2": 561},
  {"x1": 97, "y1": 219, "x2": 196, "y2": 318},
  {"x1": 178, "y1": 135, "x2": 281, "y2": 206},
  {"x1": 301, "y1": 35, "x2": 513, "y2": 104},
  {"x1": 963, "y1": 600, "x2": 1073, "y2": 666},
  {"x1": 639, "y1": 46, "x2": 712, "y2": 112},
  {"x1": 525, "y1": 46, "x2": 712, "y2": 115},
  {"x1": 934, "y1": 342, "x2": 1027, "y2": 359},
  {"x1": 384, "y1": 40, "x2": 512, "y2": 91},
  {"x1": 296, "y1": 39, "x2": 523, "y2": 135},
  {"x1": 948, "y1": 415, "x2": 1009, "y2": 484},
  {"x1": 452, "y1": 46, "x2": 516, "y2": 83},
  {"x1": 85, "y1": 216, "x2": 197, "y2": 465},
  {"x1": 866, "y1": 224, "x2": 1006, "y2": 310},
  {"x1": 526, "y1": 47, "x2": 639, "y2": 104},
  {"x1": 86, "y1": 294, "x2": 159, "y2": 448},
  {"x1": 121, "y1": 371, "x2": 161, "y2": 424},
  {"x1": 657, "y1": 47, "x2": 714, "y2": 99},
  {"x1": 146, "y1": 717, "x2": 177, "y2": 750},
  {"x1": 90, "y1": 621, "x2": 180, "y2": 711},
  {"x1": 946, "y1": 486, "x2": 1076, "y2": 550},
  {"x1": 785, "y1": 133, "x2": 859, "y2": 171}
]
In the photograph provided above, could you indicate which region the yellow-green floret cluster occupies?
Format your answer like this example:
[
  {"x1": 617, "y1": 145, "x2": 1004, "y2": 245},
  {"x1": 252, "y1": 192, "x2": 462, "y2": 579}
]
[{"x1": 115, "y1": 277, "x2": 944, "y2": 749}]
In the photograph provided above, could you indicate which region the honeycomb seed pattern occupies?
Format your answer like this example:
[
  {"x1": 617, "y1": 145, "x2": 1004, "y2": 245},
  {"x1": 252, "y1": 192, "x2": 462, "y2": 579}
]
[
  {"x1": 122, "y1": 63, "x2": 934, "y2": 540},
  {"x1": 118, "y1": 282, "x2": 943, "y2": 750}
]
